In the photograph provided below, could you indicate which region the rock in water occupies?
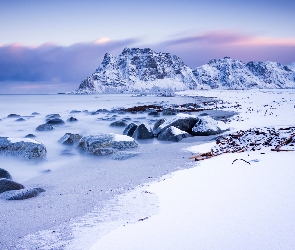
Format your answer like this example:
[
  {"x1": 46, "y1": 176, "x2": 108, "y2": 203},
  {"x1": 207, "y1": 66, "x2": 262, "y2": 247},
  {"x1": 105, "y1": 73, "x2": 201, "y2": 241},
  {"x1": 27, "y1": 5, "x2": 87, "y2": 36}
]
[
  {"x1": 110, "y1": 120, "x2": 128, "y2": 127},
  {"x1": 36, "y1": 124, "x2": 54, "y2": 131},
  {"x1": 0, "y1": 187, "x2": 45, "y2": 200},
  {"x1": 153, "y1": 113, "x2": 198, "y2": 136},
  {"x1": 153, "y1": 118, "x2": 166, "y2": 132},
  {"x1": 0, "y1": 168, "x2": 12, "y2": 180},
  {"x1": 58, "y1": 133, "x2": 82, "y2": 145},
  {"x1": 46, "y1": 118, "x2": 65, "y2": 125},
  {"x1": 0, "y1": 137, "x2": 47, "y2": 159},
  {"x1": 0, "y1": 178, "x2": 24, "y2": 193},
  {"x1": 67, "y1": 117, "x2": 78, "y2": 122},
  {"x1": 191, "y1": 116, "x2": 221, "y2": 136},
  {"x1": 158, "y1": 126, "x2": 192, "y2": 142},
  {"x1": 132, "y1": 124, "x2": 154, "y2": 139},
  {"x1": 123, "y1": 123, "x2": 138, "y2": 137},
  {"x1": 78, "y1": 133, "x2": 138, "y2": 156}
]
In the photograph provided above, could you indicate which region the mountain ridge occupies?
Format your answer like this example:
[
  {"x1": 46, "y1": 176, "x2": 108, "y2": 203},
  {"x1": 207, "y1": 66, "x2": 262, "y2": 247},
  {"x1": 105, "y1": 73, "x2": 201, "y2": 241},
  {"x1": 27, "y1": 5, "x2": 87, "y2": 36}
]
[{"x1": 75, "y1": 48, "x2": 295, "y2": 94}]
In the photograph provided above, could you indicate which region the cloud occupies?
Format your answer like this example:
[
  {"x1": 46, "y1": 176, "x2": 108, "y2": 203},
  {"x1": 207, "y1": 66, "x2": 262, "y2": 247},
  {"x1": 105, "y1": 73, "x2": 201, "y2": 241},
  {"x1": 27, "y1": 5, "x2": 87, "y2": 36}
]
[
  {"x1": 0, "y1": 38, "x2": 139, "y2": 93},
  {"x1": 157, "y1": 31, "x2": 295, "y2": 67}
]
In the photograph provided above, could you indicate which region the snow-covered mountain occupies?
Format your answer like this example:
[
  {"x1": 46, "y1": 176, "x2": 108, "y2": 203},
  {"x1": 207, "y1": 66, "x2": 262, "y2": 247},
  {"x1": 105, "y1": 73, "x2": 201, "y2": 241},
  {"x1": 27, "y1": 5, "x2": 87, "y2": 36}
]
[
  {"x1": 75, "y1": 49, "x2": 295, "y2": 93},
  {"x1": 193, "y1": 57, "x2": 295, "y2": 89},
  {"x1": 75, "y1": 48, "x2": 208, "y2": 94}
]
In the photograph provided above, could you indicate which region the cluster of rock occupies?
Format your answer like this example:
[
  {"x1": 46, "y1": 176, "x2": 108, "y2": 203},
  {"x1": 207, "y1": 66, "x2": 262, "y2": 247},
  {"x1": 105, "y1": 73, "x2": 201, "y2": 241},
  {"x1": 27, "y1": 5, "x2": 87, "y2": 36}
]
[
  {"x1": 123, "y1": 113, "x2": 222, "y2": 142},
  {"x1": 0, "y1": 168, "x2": 45, "y2": 200},
  {"x1": 0, "y1": 137, "x2": 47, "y2": 159},
  {"x1": 211, "y1": 127, "x2": 295, "y2": 155}
]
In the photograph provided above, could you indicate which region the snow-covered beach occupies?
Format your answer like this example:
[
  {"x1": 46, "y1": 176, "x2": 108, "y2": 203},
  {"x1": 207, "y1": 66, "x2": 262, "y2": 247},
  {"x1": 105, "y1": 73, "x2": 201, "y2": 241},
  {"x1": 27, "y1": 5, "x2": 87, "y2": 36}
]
[{"x1": 1, "y1": 89, "x2": 295, "y2": 249}]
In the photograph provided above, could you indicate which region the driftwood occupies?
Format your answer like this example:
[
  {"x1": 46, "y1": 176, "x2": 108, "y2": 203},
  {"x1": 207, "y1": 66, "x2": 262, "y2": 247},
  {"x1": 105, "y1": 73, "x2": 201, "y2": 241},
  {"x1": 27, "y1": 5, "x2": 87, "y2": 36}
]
[{"x1": 232, "y1": 159, "x2": 251, "y2": 165}]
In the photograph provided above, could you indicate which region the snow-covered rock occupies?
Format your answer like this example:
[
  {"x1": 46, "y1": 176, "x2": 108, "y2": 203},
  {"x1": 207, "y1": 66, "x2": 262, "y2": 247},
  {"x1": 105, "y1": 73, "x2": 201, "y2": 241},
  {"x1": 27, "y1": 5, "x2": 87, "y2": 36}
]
[
  {"x1": 0, "y1": 168, "x2": 12, "y2": 180},
  {"x1": 78, "y1": 133, "x2": 138, "y2": 155},
  {"x1": 0, "y1": 137, "x2": 47, "y2": 159},
  {"x1": 158, "y1": 126, "x2": 192, "y2": 142},
  {"x1": 123, "y1": 123, "x2": 138, "y2": 137},
  {"x1": 132, "y1": 123, "x2": 154, "y2": 139},
  {"x1": 75, "y1": 48, "x2": 208, "y2": 94},
  {"x1": 154, "y1": 113, "x2": 199, "y2": 136},
  {"x1": 191, "y1": 116, "x2": 221, "y2": 136},
  {"x1": 0, "y1": 187, "x2": 45, "y2": 200},
  {"x1": 36, "y1": 124, "x2": 54, "y2": 131},
  {"x1": 193, "y1": 57, "x2": 295, "y2": 89},
  {"x1": 58, "y1": 133, "x2": 82, "y2": 145}
]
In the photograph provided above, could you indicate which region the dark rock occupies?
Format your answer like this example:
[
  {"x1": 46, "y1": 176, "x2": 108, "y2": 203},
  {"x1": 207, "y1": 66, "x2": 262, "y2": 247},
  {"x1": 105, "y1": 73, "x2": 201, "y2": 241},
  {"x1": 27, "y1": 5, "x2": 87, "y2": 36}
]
[
  {"x1": 153, "y1": 118, "x2": 166, "y2": 132},
  {"x1": 46, "y1": 118, "x2": 65, "y2": 125},
  {"x1": 132, "y1": 124, "x2": 154, "y2": 139},
  {"x1": 45, "y1": 114, "x2": 61, "y2": 121},
  {"x1": 0, "y1": 168, "x2": 12, "y2": 180},
  {"x1": 15, "y1": 118, "x2": 25, "y2": 122},
  {"x1": 199, "y1": 112, "x2": 209, "y2": 116},
  {"x1": 0, "y1": 137, "x2": 47, "y2": 159},
  {"x1": 7, "y1": 114, "x2": 20, "y2": 118},
  {"x1": 123, "y1": 123, "x2": 138, "y2": 137},
  {"x1": 67, "y1": 117, "x2": 78, "y2": 122},
  {"x1": 0, "y1": 187, "x2": 45, "y2": 200},
  {"x1": 25, "y1": 134, "x2": 36, "y2": 138},
  {"x1": 148, "y1": 111, "x2": 159, "y2": 116},
  {"x1": 191, "y1": 117, "x2": 221, "y2": 136},
  {"x1": 162, "y1": 109, "x2": 177, "y2": 115},
  {"x1": 0, "y1": 178, "x2": 24, "y2": 194},
  {"x1": 70, "y1": 110, "x2": 81, "y2": 113},
  {"x1": 158, "y1": 126, "x2": 192, "y2": 142},
  {"x1": 153, "y1": 114, "x2": 199, "y2": 136},
  {"x1": 110, "y1": 120, "x2": 128, "y2": 127},
  {"x1": 31, "y1": 112, "x2": 40, "y2": 115},
  {"x1": 58, "y1": 133, "x2": 82, "y2": 145},
  {"x1": 36, "y1": 124, "x2": 54, "y2": 131}
]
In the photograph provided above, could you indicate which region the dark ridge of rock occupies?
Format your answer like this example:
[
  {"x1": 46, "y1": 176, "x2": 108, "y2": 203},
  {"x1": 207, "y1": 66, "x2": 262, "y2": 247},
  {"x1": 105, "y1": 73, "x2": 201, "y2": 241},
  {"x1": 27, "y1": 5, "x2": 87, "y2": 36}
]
[
  {"x1": 46, "y1": 118, "x2": 65, "y2": 125},
  {"x1": 24, "y1": 134, "x2": 36, "y2": 138},
  {"x1": 0, "y1": 178, "x2": 24, "y2": 194},
  {"x1": 15, "y1": 118, "x2": 25, "y2": 122},
  {"x1": 70, "y1": 110, "x2": 81, "y2": 113},
  {"x1": 7, "y1": 114, "x2": 21, "y2": 118},
  {"x1": 158, "y1": 126, "x2": 192, "y2": 142},
  {"x1": 0, "y1": 168, "x2": 12, "y2": 180},
  {"x1": 153, "y1": 118, "x2": 166, "y2": 132},
  {"x1": 132, "y1": 124, "x2": 154, "y2": 139},
  {"x1": 67, "y1": 117, "x2": 78, "y2": 122}
]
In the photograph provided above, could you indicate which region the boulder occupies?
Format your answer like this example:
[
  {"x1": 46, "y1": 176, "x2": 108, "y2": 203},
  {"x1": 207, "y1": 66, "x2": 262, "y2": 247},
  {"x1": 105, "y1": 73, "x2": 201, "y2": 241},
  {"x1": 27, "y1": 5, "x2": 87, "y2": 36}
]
[
  {"x1": 153, "y1": 118, "x2": 166, "y2": 132},
  {"x1": 7, "y1": 114, "x2": 21, "y2": 118},
  {"x1": 123, "y1": 123, "x2": 138, "y2": 137},
  {"x1": 36, "y1": 124, "x2": 54, "y2": 131},
  {"x1": 15, "y1": 118, "x2": 25, "y2": 122},
  {"x1": 162, "y1": 109, "x2": 177, "y2": 115},
  {"x1": 67, "y1": 117, "x2": 78, "y2": 122},
  {"x1": 0, "y1": 137, "x2": 47, "y2": 159},
  {"x1": 153, "y1": 113, "x2": 199, "y2": 136},
  {"x1": 78, "y1": 133, "x2": 138, "y2": 156},
  {"x1": 148, "y1": 111, "x2": 159, "y2": 116},
  {"x1": 0, "y1": 168, "x2": 12, "y2": 180},
  {"x1": 0, "y1": 178, "x2": 24, "y2": 194},
  {"x1": 191, "y1": 116, "x2": 221, "y2": 136},
  {"x1": 110, "y1": 120, "x2": 128, "y2": 127},
  {"x1": 24, "y1": 134, "x2": 36, "y2": 138},
  {"x1": 46, "y1": 118, "x2": 65, "y2": 125},
  {"x1": 158, "y1": 126, "x2": 193, "y2": 142},
  {"x1": 58, "y1": 133, "x2": 82, "y2": 145},
  {"x1": 132, "y1": 124, "x2": 154, "y2": 139},
  {"x1": 45, "y1": 114, "x2": 61, "y2": 121},
  {"x1": 0, "y1": 187, "x2": 45, "y2": 200}
]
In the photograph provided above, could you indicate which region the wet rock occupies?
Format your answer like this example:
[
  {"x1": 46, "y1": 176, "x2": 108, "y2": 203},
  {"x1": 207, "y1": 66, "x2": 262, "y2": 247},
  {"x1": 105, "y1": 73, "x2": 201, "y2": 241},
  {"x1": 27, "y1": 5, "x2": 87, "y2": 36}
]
[
  {"x1": 0, "y1": 187, "x2": 45, "y2": 200},
  {"x1": 46, "y1": 118, "x2": 65, "y2": 125},
  {"x1": 153, "y1": 113, "x2": 199, "y2": 136},
  {"x1": 36, "y1": 124, "x2": 54, "y2": 131},
  {"x1": 110, "y1": 120, "x2": 128, "y2": 127},
  {"x1": 45, "y1": 114, "x2": 61, "y2": 121},
  {"x1": 58, "y1": 133, "x2": 82, "y2": 145},
  {"x1": 0, "y1": 168, "x2": 12, "y2": 180},
  {"x1": 123, "y1": 123, "x2": 138, "y2": 137},
  {"x1": 7, "y1": 114, "x2": 21, "y2": 118},
  {"x1": 158, "y1": 126, "x2": 192, "y2": 142},
  {"x1": 0, "y1": 137, "x2": 47, "y2": 159},
  {"x1": 132, "y1": 123, "x2": 154, "y2": 139},
  {"x1": 67, "y1": 117, "x2": 78, "y2": 122},
  {"x1": 15, "y1": 118, "x2": 25, "y2": 122},
  {"x1": 78, "y1": 133, "x2": 138, "y2": 156},
  {"x1": 31, "y1": 112, "x2": 40, "y2": 115},
  {"x1": 70, "y1": 110, "x2": 81, "y2": 114},
  {"x1": 191, "y1": 116, "x2": 221, "y2": 136},
  {"x1": 153, "y1": 118, "x2": 166, "y2": 132},
  {"x1": 162, "y1": 109, "x2": 177, "y2": 115},
  {"x1": 111, "y1": 151, "x2": 139, "y2": 160},
  {"x1": 148, "y1": 111, "x2": 159, "y2": 116},
  {"x1": 0, "y1": 178, "x2": 24, "y2": 194},
  {"x1": 24, "y1": 134, "x2": 36, "y2": 138}
]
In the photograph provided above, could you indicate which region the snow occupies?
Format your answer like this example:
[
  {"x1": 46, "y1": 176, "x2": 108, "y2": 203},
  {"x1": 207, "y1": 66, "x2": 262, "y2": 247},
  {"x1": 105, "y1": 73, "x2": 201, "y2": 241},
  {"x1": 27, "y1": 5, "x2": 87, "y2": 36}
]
[
  {"x1": 7, "y1": 137, "x2": 41, "y2": 144},
  {"x1": 113, "y1": 133, "x2": 134, "y2": 142}
]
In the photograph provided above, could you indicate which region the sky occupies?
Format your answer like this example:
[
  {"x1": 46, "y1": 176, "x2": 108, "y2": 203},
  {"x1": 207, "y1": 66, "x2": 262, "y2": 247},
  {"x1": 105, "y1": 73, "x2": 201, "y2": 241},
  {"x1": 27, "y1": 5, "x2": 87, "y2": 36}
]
[{"x1": 0, "y1": 0, "x2": 295, "y2": 94}]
